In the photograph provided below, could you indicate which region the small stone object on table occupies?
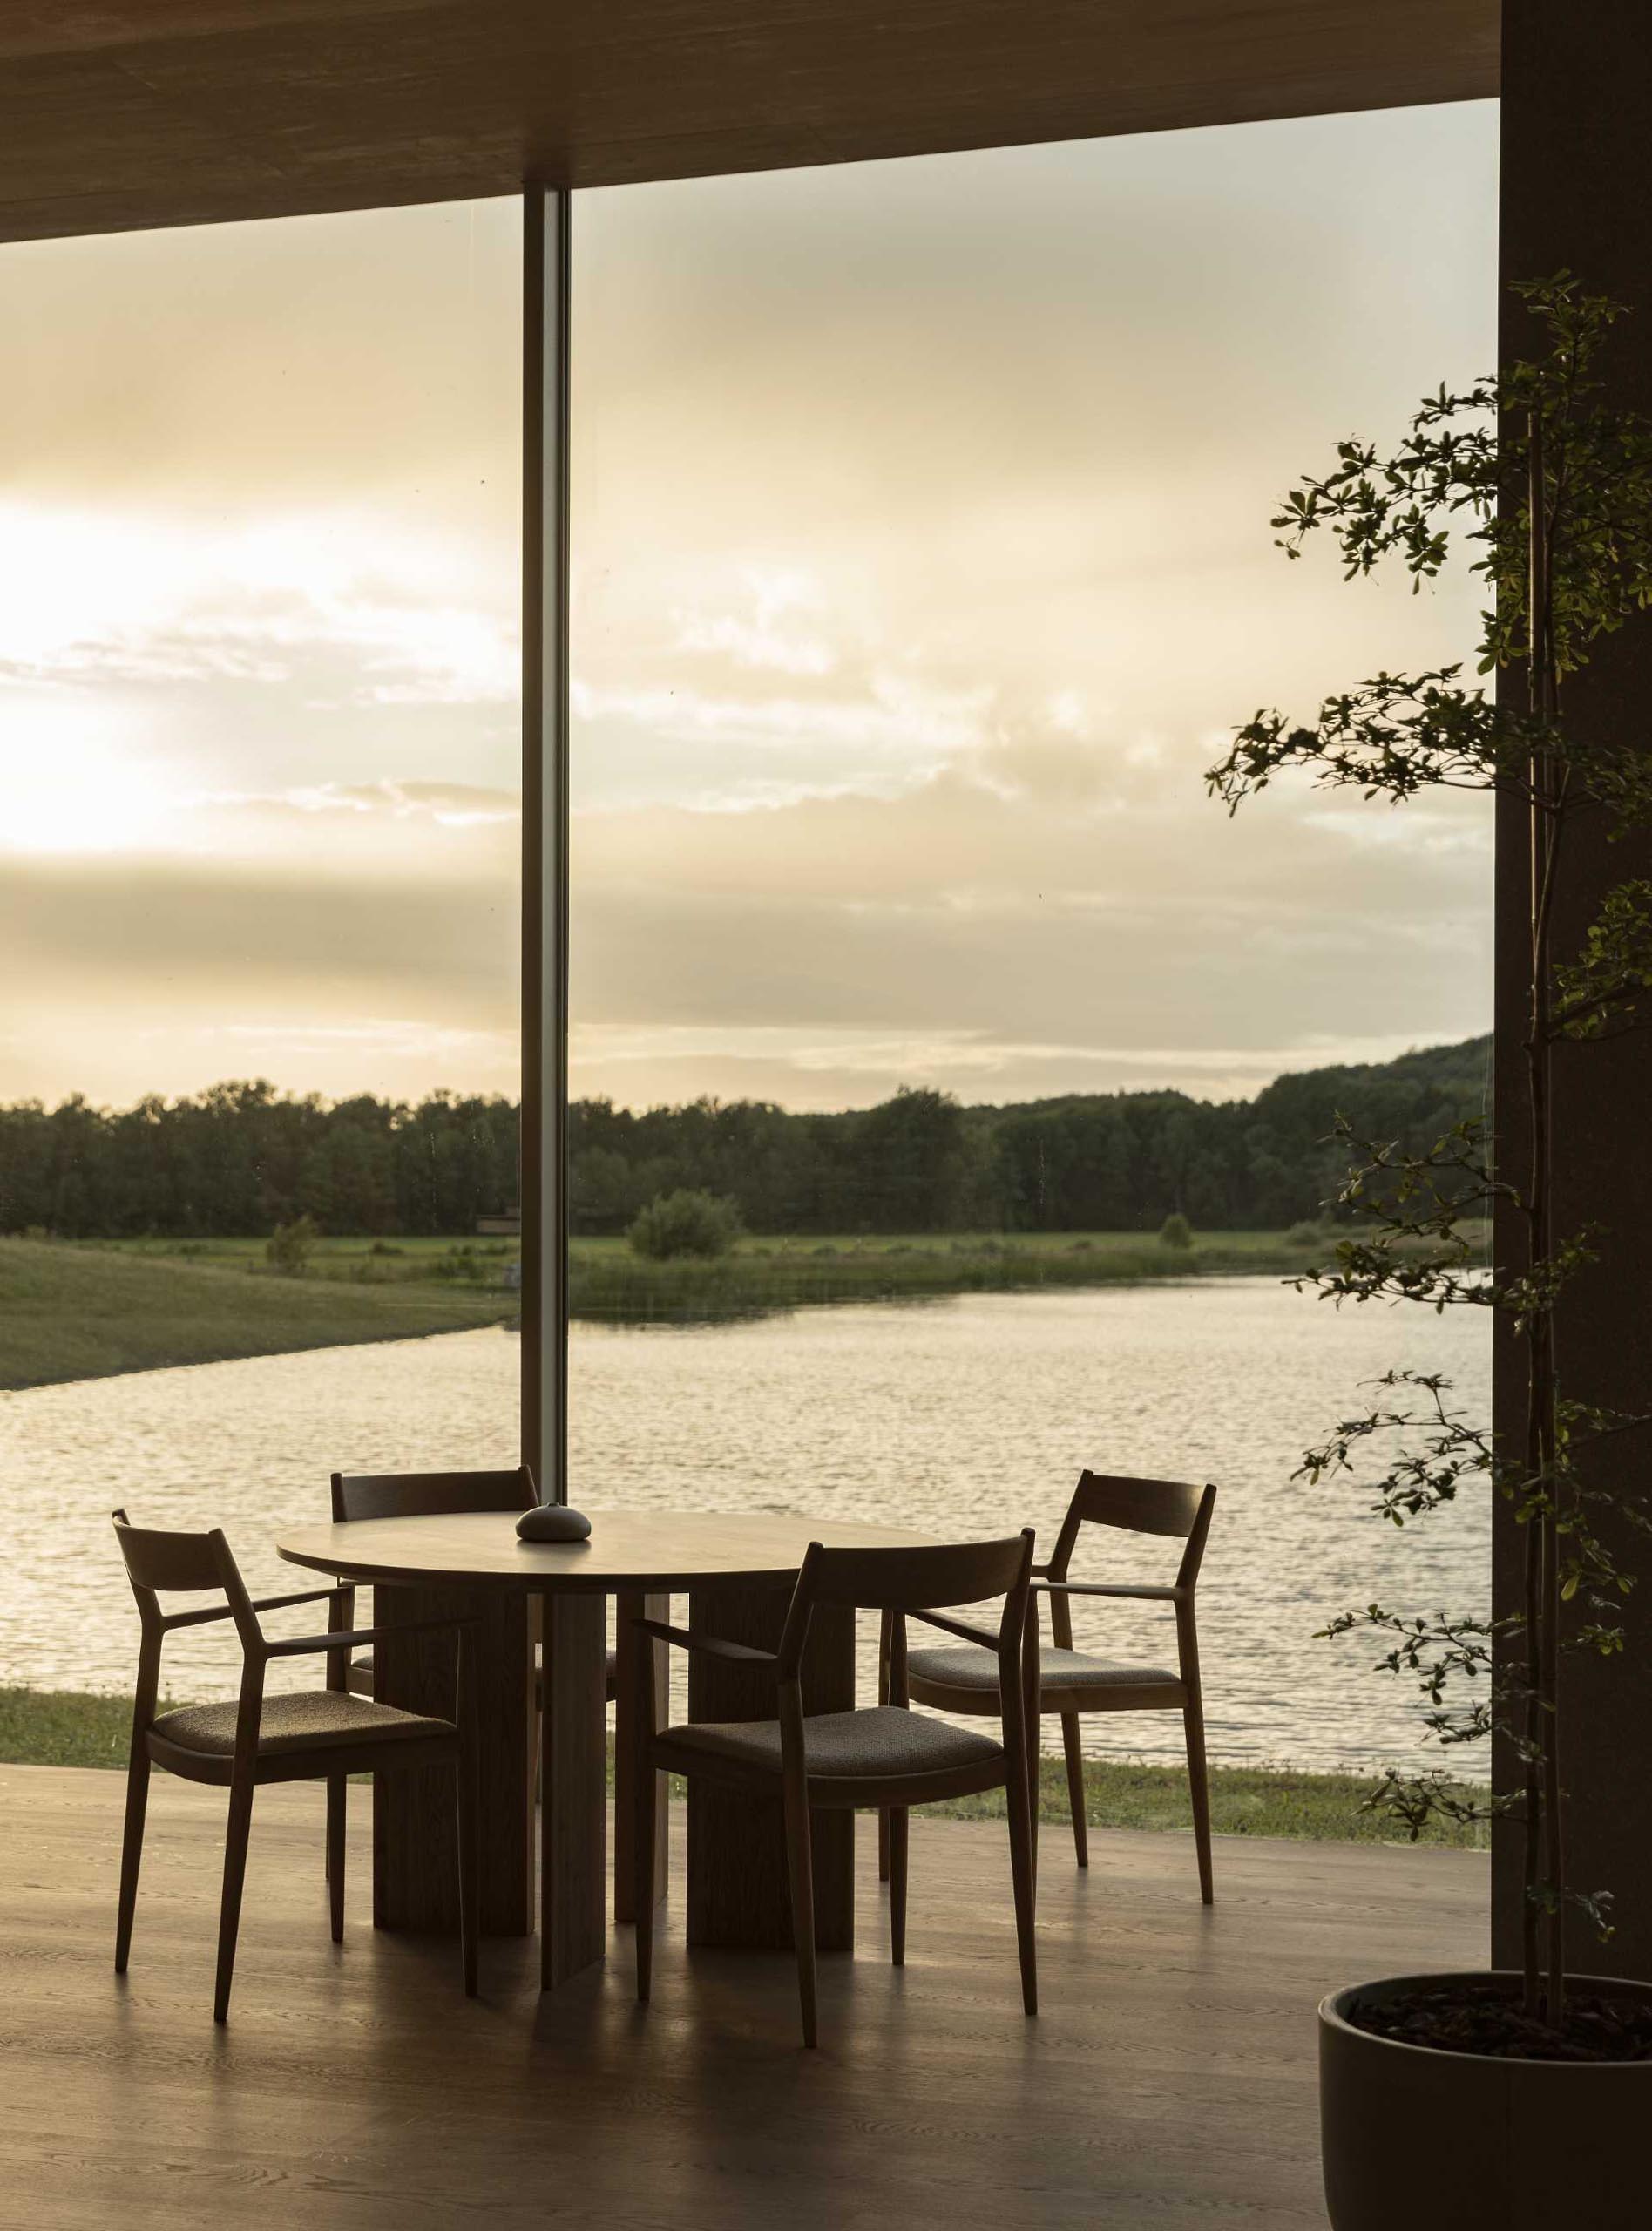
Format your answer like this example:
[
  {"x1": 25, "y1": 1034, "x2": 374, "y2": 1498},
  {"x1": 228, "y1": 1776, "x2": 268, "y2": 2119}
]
[{"x1": 516, "y1": 1504, "x2": 592, "y2": 1544}]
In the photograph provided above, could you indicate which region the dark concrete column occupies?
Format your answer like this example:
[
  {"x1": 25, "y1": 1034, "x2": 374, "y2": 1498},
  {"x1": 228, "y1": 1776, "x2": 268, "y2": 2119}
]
[{"x1": 1494, "y1": 1, "x2": 1652, "y2": 1977}]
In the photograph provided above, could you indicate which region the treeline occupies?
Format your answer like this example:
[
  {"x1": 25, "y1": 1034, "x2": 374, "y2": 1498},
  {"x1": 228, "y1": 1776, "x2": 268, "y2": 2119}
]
[
  {"x1": 0, "y1": 1084, "x2": 518, "y2": 1238},
  {"x1": 570, "y1": 1036, "x2": 1491, "y2": 1235},
  {"x1": 0, "y1": 1037, "x2": 1490, "y2": 1239}
]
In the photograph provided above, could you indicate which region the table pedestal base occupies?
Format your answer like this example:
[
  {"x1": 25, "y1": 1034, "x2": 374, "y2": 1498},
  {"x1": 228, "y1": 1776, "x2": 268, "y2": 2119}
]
[
  {"x1": 613, "y1": 1590, "x2": 670, "y2": 1922},
  {"x1": 539, "y1": 1592, "x2": 607, "y2": 1987},
  {"x1": 371, "y1": 1583, "x2": 535, "y2": 1936}
]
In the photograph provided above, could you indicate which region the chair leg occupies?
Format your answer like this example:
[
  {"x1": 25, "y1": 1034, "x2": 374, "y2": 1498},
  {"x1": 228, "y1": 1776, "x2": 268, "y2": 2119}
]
[
  {"x1": 1004, "y1": 1744, "x2": 1039, "y2": 2018},
  {"x1": 1185, "y1": 1699, "x2": 1215, "y2": 1905},
  {"x1": 1021, "y1": 1616, "x2": 1042, "y2": 1882},
  {"x1": 213, "y1": 1779, "x2": 255, "y2": 2024},
  {"x1": 456, "y1": 1753, "x2": 480, "y2": 1997},
  {"x1": 888, "y1": 1807, "x2": 909, "y2": 1966},
  {"x1": 326, "y1": 1777, "x2": 346, "y2": 1943},
  {"x1": 782, "y1": 1780, "x2": 818, "y2": 2049},
  {"x1": 113, "y1": 1747, "x2": 151, "y2": 1973},
  {"x1": 1061, "y1": 1713, "x2": 1088, "y2": 1869},
  {"x1": 877, "y1": 1807, "x2": 890, "y2": 1883},
  {"x1": 633, "y1": 1740, "x2": 657, "y2": 2004}
]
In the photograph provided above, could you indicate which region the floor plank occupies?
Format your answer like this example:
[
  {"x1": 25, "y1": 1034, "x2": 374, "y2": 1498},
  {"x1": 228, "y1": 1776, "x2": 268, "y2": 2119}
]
[{"x1": 0, "y1": 1763, "x2": 1483, "y2": 2229}]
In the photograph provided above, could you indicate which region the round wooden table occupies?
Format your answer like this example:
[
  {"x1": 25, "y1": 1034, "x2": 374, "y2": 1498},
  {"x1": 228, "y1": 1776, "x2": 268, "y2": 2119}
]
[{"x1": 276, "y1": 1507, "x2": 934, "y2": 1988}]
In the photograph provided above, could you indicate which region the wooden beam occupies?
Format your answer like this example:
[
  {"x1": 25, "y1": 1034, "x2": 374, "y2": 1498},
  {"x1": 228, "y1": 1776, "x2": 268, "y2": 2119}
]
[{"x1": 0, "y1": 3, "x2": 1498, "y2": 247}]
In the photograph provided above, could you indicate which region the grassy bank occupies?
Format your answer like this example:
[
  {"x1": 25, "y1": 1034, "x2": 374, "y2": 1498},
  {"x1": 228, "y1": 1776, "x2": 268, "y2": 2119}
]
[
  {"x1": 8, "y1": 1224, "x2": 1486, "y2": 1387},
  {"x1": 0, "y1": 1237, "x2": 516, "y2": 1391},
  {"x1": 38, "y1": 1228, "x2": 1323, "y2": 1383},
  {"x1": 0, "y1": 1686, "x2": 1488, "y2": 1848},
  {"x1": 565, "y1": 1227, "x2": 1322, "y2": 1321},
  {"x1": 101, "y1": 1225, "x2": 1320, "y2": 1317}
]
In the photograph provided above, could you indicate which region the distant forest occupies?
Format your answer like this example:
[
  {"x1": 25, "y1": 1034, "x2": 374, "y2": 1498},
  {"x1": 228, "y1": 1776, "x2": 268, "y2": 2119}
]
[{"x1": 0, "y1": 1037, "x2": 1491, "y2": 1240}]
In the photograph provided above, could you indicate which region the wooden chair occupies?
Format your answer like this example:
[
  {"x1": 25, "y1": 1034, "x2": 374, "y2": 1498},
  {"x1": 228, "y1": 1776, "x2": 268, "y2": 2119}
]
[
  {"x1": 112, "y1": 1509, "x2": 479, "y2": 2022},
  {"x1": 631, "y1": 1531, "x2": 1039, "y2": 2048},
  {"x1": 895, "y1": 1474, "x2": 1219, "y2": 1902},
  {"x1": 329, "y1": 1467, "x2": 619, "y2": 1708}
]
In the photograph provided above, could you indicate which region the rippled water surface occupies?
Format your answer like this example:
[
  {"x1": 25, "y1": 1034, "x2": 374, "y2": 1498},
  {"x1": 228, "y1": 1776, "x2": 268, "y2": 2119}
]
[{"x1": 0, "y1": 1280, "x2": 1489, "y2": 1771}]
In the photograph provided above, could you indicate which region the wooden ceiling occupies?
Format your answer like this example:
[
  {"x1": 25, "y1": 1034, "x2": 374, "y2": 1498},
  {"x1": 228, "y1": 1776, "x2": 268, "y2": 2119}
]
[{"x1": 0, "y1": 1, "x2": 1499, "y2": 245}]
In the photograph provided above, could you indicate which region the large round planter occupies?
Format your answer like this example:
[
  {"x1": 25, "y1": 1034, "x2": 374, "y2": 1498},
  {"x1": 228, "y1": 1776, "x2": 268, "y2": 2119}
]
[{"x1": 1320, "y1": 1971, "x2": 1652, "y2": 2231}]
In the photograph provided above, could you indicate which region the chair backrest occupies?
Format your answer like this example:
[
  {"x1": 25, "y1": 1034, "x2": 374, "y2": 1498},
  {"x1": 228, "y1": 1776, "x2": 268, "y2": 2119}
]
[
  {"x1": 111, "y1": 1507, "x2": 260, "y2": 1652},
  {"x1": 330, "y1": 1465, "x2": 538, "y2": 1523},
  {"x1": 778, "y1": 1532, "x2": 1035, "y2": 1677},
  {"x1": 1046, "y1": 1472, "x2": 1217, "y2": 1592}
]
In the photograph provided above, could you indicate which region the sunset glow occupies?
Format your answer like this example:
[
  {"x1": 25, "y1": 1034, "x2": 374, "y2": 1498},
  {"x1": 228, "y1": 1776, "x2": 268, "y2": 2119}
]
[{"x1": 0, "y1": 103, "x2": 1498, "y2": 1110}]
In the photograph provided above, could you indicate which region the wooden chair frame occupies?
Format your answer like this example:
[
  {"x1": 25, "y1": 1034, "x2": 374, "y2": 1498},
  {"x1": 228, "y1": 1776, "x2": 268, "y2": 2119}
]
[
  {"x1": 329, "y1": 1463, "x2": 617, "y2": 1708},
  {"x1": 112, "y1": 1509, "x2": 479, "y2": 2021},
  {"x1": 630, "y1": 1531, "x2": 1039, "y2": 2047},
  {"x1": 896, "y1": 1473, "x2": 1218, "y2": 1901},
  {"x1": 331, "y1": 1466, "x2": 538, "y2": 1695},
  {"x1": 328, "y1": 1465, "x2": 541, "y2": 1528}
]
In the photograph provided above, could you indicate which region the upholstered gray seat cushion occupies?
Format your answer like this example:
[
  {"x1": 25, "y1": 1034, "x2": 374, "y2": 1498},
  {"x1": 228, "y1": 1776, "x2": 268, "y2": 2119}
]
[
  {"x1": 152, "y1": 1691, "x2": 453, "y2": 1757},
  {"x1": 664, "y1": 1705, "x2": 1003, "y2": 1779},
  {"x1": 349, "y1": 1646, "x2": 618, "y2": 1696},
  {"x1": 908, "y1": 1644, "x2": 1179, "y2": 1695}
]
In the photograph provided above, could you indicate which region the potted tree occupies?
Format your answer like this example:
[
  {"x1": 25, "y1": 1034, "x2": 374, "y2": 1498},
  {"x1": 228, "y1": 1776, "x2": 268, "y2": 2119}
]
[{"x1": 1207, "y1": 277, "x2": 1652, "y2": 2229}]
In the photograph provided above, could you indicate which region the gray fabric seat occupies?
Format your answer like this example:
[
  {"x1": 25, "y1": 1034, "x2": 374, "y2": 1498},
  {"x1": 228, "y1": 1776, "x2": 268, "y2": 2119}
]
[
  {"x1": 663, "y1": 1704, "x2": 1003, "y2": 1780},
  {"x1": 152, "y1": 1690, "x2": 453, "y2": 1758},
  {"x1": 909, "y1": 1644, "x2": 1181, "y2": 1695}
]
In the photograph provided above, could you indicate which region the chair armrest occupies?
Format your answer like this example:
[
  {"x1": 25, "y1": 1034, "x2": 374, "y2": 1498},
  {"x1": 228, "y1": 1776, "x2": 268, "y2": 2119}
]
[
  {"x1": 158, "y1": 1602, "x2": 240, "y2": 1632},
  {"x1": 263, "y1": 1613, "x2": 481, "y2": 1659},
  {"x1": 1034, "y1": 1582, "x2": 1184, "y2": 1603},
  {"x1": 907, "y1": 1607, "x2": 1002, "y2": 1651},
  {"x1": 159, "y1": 1586, "x2": 340, "y2": 1634},
  {"x1": 635, "y1": 1618, "x2": 779, "y2": 1669}
]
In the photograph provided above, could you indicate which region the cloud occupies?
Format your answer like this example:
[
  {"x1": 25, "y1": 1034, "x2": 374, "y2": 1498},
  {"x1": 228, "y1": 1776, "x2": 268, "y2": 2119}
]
[
  {"x1": 194, "y1": 779, "x2": 520, "y2": 828},
  {"x1": 671, "y1": 569, "x2": 839, "y2": 676},
  {"x1": 0, "y1": 731, "x2": 1490, "y2": 1111},
  {"x1": 565, "y1": 748, "x2": 1492, "y2": 1098},
  {"x1": 0, "y1": 105, "x2": 1500, "y2": 1109},
  {"x1": 0, "y1": 502, "x2": 517, "y2": 709}
]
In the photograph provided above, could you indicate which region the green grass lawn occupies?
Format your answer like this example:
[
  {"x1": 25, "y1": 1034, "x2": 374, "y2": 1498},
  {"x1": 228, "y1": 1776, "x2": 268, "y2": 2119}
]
[
  {"x1": 0, "y1": 1685, "x2": 1488, "y2": 1848},
  {"x1": 0, "y1": 1236, "x2": 516, "y2": 1390}
]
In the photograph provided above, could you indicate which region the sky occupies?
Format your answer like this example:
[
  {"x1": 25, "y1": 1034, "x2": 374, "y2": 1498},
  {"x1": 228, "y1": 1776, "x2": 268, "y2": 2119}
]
[{"x1": 0, "y1": 99, "x2": 1498, "y2": 1115}]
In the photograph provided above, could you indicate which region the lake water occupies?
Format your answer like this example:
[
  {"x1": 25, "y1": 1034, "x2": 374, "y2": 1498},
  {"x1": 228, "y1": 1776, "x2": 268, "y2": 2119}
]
[{"x1": 0, "y1": 1279, "x2": 1490, "y2": 1773}]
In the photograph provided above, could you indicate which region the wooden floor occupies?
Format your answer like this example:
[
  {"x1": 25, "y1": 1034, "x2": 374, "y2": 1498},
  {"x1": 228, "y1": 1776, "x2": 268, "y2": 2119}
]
[{"x1": 0, "y1": 1764, "x2": 1484, "y2": 2229}]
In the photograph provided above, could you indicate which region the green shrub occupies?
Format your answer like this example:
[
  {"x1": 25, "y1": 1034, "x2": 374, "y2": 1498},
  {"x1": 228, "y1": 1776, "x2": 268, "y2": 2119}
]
[
  {"x1": 265, "y1": 1215, "x2": 318, "y2": 1276},
  {"x1": 432, "y1": 1244, "x2": 492, "y2": 1284},
  {"x1": 1284, "y1": 1217, "x2": 1328, "y2": 1247},
  {"x1": 627, "y1": 1189, "x2": 743, "y2": 1261},
  {"x1": 1158, "y1": 1212, "x2": 1194, "y2": 1251}
]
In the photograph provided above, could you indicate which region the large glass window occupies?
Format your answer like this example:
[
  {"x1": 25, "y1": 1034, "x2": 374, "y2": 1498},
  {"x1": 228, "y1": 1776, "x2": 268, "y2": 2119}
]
[
  {"x1": 567, "y1": 105, "x2": 1498, "y2": 1770},
  {"x1": 1, "y1": 200, "x2": 522, "y2": 1697}
]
